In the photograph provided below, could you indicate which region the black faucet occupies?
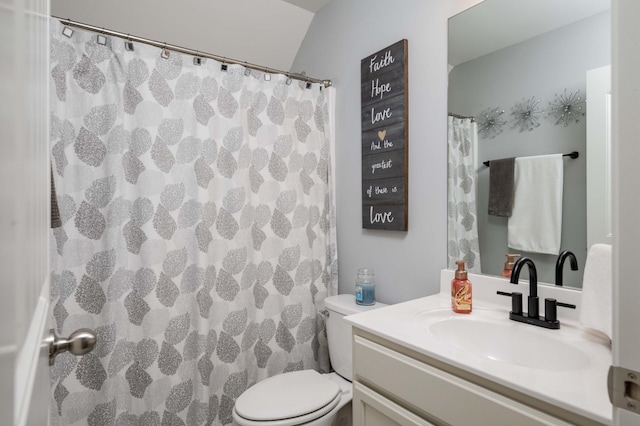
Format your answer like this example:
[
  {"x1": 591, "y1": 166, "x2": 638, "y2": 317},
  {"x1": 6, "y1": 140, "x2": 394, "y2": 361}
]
[
  {"x1": 496, "y1": 257, "x2": 576, "y2": 329},
  {"x1": 555, "y1": 250, "x2": 579, "y2": 286},
  {"x1": 510, "y1": 257, "x2": 540, "y2": 319}
]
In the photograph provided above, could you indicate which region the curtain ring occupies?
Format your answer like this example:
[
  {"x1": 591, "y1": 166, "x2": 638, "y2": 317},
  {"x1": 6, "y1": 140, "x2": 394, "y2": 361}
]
[
  {"x1": 124, "y1": 34, "x2": 134, "y2": 51},
  {"x1": 62, "y1": 18, "x2": 75, "y2": 38},
  {"x1": 97, "y1": 27, "x2": 107, "y2": 45},
  {"x1": 161, "y1": 42, "x2": 170, "y2": 59}
]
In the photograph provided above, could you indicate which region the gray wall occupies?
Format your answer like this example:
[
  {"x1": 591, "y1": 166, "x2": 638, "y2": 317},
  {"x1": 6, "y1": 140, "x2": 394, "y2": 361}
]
[
  {"x1": 449, "y1": 12, "x2": 610, "y2": 286},
  {"x1": 292, "y1": 0, "x2": 480, "y2": 303}
]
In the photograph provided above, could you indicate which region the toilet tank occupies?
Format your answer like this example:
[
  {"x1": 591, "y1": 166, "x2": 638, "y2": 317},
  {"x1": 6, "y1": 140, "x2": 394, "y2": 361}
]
[{"x1": 324, "y1": 294, "x2": 387, "y2": 381}]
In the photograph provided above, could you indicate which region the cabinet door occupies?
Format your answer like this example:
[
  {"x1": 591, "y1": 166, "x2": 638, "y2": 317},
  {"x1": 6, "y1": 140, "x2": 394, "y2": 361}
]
[
  {"x1": 353, "y1": 382, "x2": 436, "y2": 426},
  {"x1": 354, "y1": 336, "x2": 575, "y2": 426}
]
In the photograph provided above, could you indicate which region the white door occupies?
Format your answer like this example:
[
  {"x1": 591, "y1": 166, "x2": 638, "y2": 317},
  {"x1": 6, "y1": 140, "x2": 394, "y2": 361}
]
[
  {"x1": 1, "y1": 0, "x2": 52, "y2": 424},
  {"x1": 612, "y1": 1, "x2": 640, "y2": 425}
]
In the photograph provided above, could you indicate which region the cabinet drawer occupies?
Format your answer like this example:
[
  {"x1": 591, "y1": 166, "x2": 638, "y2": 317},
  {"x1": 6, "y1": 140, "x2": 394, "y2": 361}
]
[
  {"x1": 353, "y1": 335, "x2": 572, "y2": 426},
  {"x1": 354, "y1": 382, "x2": 436, "y2": 426}
]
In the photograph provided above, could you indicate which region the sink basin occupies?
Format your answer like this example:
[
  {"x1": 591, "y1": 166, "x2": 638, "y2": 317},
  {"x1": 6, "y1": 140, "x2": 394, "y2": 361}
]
[{"x1": 415, "y1": 308, "x2": 591, "y2": 371}]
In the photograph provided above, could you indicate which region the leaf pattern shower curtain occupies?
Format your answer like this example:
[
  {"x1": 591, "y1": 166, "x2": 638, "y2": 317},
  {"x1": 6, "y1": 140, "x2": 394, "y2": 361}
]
[
  {"x1": 49, "y1": 19, "x2": 337, "y2": 425},
  {"x1": 447, "y1": 116, "x2": 481, "y2": 272}
]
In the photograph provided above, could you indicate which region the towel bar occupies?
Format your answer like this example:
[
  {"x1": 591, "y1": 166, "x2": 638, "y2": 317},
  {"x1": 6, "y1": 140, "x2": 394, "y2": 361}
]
[{"x1": 483, "y1": 151, "x2": 579, "y2": 167}]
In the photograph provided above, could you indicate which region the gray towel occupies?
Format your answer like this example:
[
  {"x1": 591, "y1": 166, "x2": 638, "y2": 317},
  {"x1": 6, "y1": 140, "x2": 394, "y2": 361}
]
[{"x1": 488, "y1": 157, "x2": 515, "y2": 217}]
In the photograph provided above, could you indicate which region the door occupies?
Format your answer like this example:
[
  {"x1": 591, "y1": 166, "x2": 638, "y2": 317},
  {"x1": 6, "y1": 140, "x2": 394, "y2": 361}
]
[
  {"x1": 1, "y1": 0, "x2": 51, "y2": 424},
  {"x1": 612, "y1": 1, "x2": 640, "y2": 425}
]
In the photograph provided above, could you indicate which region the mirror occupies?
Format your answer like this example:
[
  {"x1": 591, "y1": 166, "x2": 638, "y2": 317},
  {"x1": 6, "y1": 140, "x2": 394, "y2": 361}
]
[{"x1": 448, "y1": 0, "x2": 611, "y2": 287}]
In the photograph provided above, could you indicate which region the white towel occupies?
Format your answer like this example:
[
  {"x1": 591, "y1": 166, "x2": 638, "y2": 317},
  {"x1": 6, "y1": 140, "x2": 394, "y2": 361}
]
[
  {"x1": 507, "y1": 154, "x2": 563, "y2": 255},
  {"x1": 579, "y1": 244, "x2": 612, "y2": 340}
]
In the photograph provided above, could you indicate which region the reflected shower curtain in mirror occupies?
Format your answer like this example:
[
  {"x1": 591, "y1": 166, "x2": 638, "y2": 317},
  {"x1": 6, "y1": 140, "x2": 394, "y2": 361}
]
[
  {"x1": 49, "y1": 19, "x2": 337, "y2": 425},
  {"x1": 447, "y1": 117, "x2": 481, "y2": 272}
]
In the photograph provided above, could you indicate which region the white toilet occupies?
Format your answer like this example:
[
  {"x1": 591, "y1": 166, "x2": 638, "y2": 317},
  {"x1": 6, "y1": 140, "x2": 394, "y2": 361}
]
[{"x1": 232, "y1": 294, "x2": 387, "y2": 426}]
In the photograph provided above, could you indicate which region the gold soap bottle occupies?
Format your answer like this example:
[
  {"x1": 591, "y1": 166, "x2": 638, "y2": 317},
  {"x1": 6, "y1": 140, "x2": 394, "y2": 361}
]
[{"x1": 451, "y1": 260, "x2": 472, "y2": 314}]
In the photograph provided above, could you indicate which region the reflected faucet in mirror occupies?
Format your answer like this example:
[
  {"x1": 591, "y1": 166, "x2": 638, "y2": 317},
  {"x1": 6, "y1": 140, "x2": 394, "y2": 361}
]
[{"x1": 555, "y1": 250, "x2": 579, "y2": 287}]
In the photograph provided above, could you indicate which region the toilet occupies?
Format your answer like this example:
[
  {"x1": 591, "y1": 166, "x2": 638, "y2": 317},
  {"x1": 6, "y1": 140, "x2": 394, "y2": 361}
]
[{"x1": 232, "y1": 294, "x2": 387, "y2": 426}]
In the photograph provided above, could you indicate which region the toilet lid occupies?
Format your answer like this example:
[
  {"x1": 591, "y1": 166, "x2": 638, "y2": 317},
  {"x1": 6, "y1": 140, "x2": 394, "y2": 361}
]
[{"x1": 234, "y1": 370, "x2": 340, "y2": 422}]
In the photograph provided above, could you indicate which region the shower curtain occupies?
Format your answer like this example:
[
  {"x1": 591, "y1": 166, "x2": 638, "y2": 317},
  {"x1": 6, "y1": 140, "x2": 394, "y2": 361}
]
[
  {"x1": 49, "y1": 19, "x2": 337, "y2": 425},
  {"x1": 447, "y1": 116, "x2": 481, "y2": 273}
]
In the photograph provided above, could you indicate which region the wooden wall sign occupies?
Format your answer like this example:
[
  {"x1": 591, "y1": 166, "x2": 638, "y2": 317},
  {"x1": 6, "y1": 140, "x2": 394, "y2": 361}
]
[{"x1": 361, "y1": 39, "x2": 408, "y2": 231}]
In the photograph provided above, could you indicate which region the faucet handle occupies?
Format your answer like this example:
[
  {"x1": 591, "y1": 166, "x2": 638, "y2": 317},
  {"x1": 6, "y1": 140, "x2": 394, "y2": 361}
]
[
  {"x1": 545, "y1": 298, "x2": 558, "y2": 322},
  {"x1": 512, "y1": 292, "x2": 523, "y2": 315},
  {"x1": 497, "y1": 291, "x2": 523, "y2": 315},
  {"x1": 544, "y1": 298, "x2": 576, "y2": 322}
]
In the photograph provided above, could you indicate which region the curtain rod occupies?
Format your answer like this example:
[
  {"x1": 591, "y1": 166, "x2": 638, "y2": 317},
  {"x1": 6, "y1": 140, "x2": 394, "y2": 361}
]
[
  {"x1": 482, "y1": 151, "x2": 579, "y2": 167},
  {"x1": 448, "y1": 113, "x2": 475, "y2": 122},
  {"x1": 53, "y1": 16, "x2": 332, "y2": 88}
]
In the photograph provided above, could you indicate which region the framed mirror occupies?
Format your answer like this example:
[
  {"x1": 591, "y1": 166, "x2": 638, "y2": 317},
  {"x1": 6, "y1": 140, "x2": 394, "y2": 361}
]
[{"x1": 448, "y1": 0, "x2": 611, "y2": 287}]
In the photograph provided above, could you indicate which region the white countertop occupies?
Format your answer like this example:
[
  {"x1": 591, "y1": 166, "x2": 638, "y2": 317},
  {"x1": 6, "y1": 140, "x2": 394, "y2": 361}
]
[{"x1": 346, "y1": 270, "x2": 612, "y2": 425}]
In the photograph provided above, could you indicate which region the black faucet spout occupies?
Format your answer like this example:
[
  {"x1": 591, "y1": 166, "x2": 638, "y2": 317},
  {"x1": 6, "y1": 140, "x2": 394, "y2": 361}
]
[
  {"x1": 510, "y1": 257, "x2": 537, "y2": 298},
  {"x1": 510, "y1": 257, "x2": 539, "y2": 319},
  {"x1": 555, "y1": 250, "x2": 579, "y2": 286}
]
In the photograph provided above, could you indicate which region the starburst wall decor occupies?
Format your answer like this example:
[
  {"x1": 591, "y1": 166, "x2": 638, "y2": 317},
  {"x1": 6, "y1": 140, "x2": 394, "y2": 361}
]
[
  {"x1": 511, "y1": 96, "x2": 543, "y2": 132},
  {"x1": 477, "y1": 107, "x2": 507, "y2": 139},
  {"x1": 547, "y1": 89, "x2": 586, "y2": 126}
]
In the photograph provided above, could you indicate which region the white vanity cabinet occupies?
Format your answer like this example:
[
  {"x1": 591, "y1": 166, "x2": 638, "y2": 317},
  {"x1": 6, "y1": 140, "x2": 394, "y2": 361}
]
[{"x1": 352, "y1": 329, "x2": 604, "y2": 426}]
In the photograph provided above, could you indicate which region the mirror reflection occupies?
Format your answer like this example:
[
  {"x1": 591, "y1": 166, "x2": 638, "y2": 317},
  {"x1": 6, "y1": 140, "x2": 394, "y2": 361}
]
[{"x1": 447, "y1": 0, "x2": 611, "y2": 287}]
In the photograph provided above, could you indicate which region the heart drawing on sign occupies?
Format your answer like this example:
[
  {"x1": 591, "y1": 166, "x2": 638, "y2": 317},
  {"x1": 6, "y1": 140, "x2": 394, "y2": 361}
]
[{"x1": 377, "y1": 130, "x2": 387, "y2": 141}]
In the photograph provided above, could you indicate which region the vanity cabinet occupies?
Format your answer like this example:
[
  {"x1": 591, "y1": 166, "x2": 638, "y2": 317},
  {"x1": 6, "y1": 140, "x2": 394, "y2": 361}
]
[{"x1": 352, "y1": 329, "x2": 603, "y2": 426}]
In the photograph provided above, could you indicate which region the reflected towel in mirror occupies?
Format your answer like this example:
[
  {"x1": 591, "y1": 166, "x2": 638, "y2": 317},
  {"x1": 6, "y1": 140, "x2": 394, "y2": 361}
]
[
  {"x1": 488, "y1": 157, "x2": 515, "y2": 217},
  {"x1": 507, "y1": 154, "x2": 563, "y2": 255}
]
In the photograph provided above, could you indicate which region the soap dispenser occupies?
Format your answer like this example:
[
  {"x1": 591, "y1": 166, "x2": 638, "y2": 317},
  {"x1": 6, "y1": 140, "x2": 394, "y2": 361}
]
[
  {"x1": 452, "y1": 260, "x2": 472, "y2": 314},
  {"x1": 501, "y1": 254, "x2": 521, "y2": 278}
]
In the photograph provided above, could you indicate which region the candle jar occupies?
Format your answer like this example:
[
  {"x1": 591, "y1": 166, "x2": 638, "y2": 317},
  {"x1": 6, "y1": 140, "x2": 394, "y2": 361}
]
[{"x1": 355, "y1": 268, "x2": 375, "y2": 305}]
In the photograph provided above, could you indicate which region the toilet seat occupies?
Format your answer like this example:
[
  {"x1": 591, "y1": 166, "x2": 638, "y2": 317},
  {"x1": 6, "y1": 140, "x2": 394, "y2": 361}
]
[{"x1": 233, "y1": 370, "x2": 342, "y2": 426}]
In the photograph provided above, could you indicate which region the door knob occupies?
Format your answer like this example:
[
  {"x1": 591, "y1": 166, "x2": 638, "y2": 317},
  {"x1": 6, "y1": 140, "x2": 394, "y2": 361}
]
[{"x1": 46, "y1": 328, "x2": 97, "y2": 366}]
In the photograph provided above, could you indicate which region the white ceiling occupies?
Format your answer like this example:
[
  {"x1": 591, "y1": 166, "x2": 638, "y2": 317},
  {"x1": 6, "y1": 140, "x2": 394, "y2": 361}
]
[
  {"x1": 281, "y1": 0, "x2": 332, "y2": 13},
  {"x1": 449, "y1": 0, "x2": 611, "y2": 67},
  {"x1": 53, "y1": 0, "x2": 610, "y2": 75},
  {"x1": 52, "y1": 0, "x2": 327, "y2": 72}
]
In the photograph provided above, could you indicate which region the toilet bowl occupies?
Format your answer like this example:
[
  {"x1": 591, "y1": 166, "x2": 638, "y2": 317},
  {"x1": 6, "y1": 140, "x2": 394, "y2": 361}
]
[{"x1": 232, "y1": 294, "x2": 387, "y2": 426}]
